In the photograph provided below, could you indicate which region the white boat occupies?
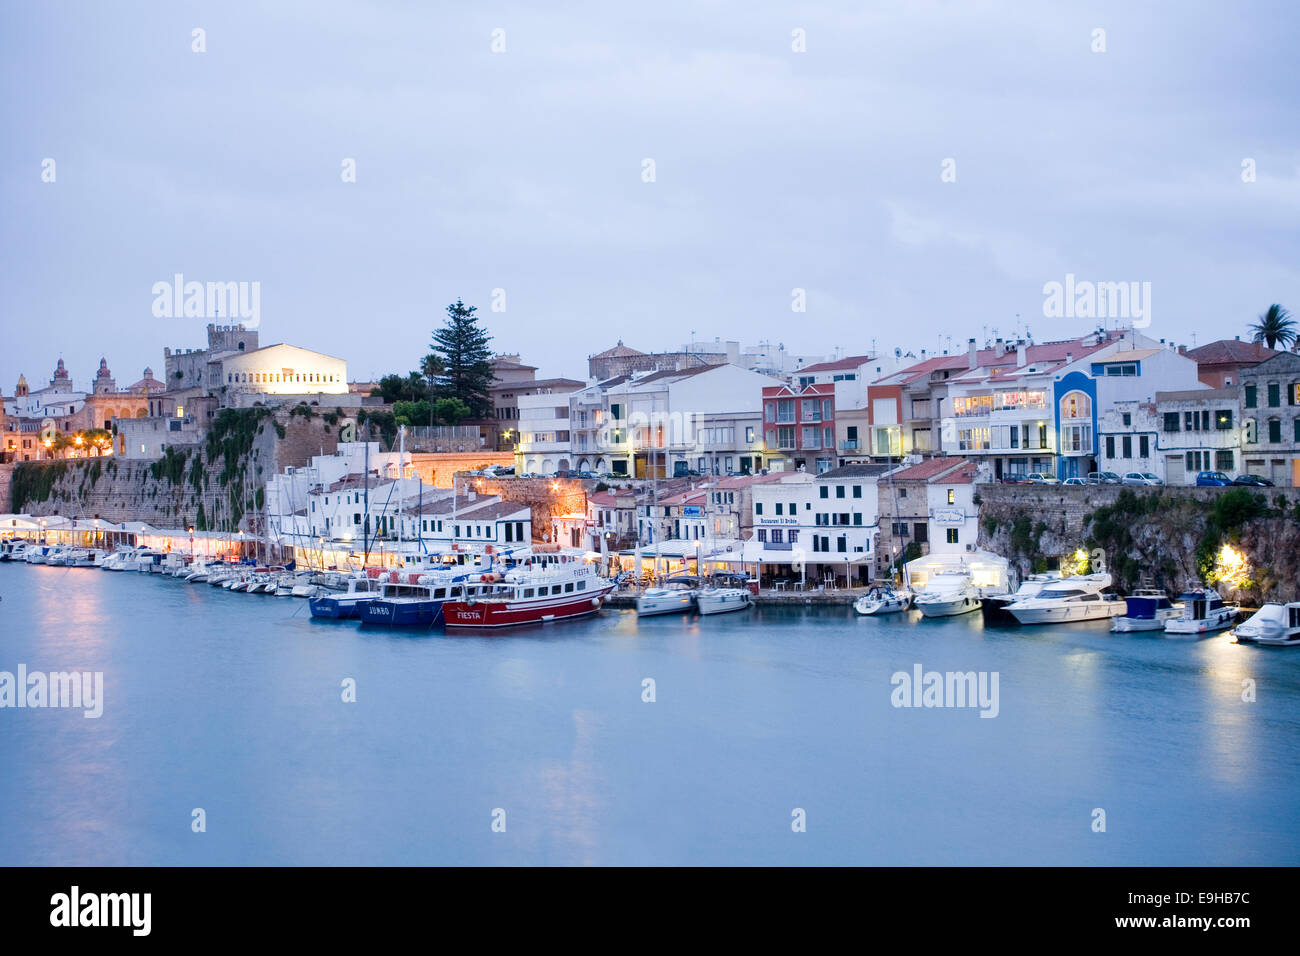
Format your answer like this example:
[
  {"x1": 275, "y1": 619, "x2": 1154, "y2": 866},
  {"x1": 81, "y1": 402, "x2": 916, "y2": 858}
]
[
  {"x1": 854, "y1": 584, "x2": 912, "y2": 616},
  {"x1": 1007, "y1": 573, "x2": 1127, "y2": 625},
  {"x1": 914, "y1": 570, "x2": 981, "y2": 618},
  {"x1": 1111, "y1": 589, "x2": 1180, "y2": 632},
  {"x1": 981, "y1": 572, "x2": 1061, "y2": 624},
  {"x1": 636, "y1": 576, "x2": 699, "y2": 617},
  {"x1": 1164, "y1": 588, "x2": 1238, "y2": 636},
  {"x1": 0, "y1": 541, "x2": 32, "y2": 561},
  {"x1": 696, "y1": 587, "x2": 752, "y2": 616},
  {"x1": 1232, "y1": 602, "x2": 1300, "y2": 647}
]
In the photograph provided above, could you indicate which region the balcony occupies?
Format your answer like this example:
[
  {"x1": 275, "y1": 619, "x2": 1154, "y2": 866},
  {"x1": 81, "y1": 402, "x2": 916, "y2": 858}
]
[{"x1": 839, "y1": 440, "x2": 860, "y2": 451}]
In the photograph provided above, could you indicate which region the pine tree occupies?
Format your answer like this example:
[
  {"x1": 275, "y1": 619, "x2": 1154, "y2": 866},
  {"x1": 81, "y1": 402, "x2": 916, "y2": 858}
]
[{"x1": 427, "y1": 299, "x2": 494, "y2": 417}]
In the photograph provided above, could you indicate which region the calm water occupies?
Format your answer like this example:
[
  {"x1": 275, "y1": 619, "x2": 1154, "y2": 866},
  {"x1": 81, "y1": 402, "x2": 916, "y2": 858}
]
[{"x1": 2, "y1": 561, "x2": 1298, "y2": 866}]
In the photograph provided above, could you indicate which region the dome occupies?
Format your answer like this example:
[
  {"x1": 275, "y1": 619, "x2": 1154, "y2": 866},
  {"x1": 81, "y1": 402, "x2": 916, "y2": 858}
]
[
  {"x1": 53, "y1": 357, "x2": 69, "y2": 379},
  {"x1": 96, "y1": 357, "x2": 112, "y2": 378}
]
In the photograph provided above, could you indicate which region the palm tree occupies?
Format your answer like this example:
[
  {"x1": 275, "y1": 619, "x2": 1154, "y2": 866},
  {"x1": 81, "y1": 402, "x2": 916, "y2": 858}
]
[{"x1": 1249, "y1": 304, "x2": 1296, "y2": 350}]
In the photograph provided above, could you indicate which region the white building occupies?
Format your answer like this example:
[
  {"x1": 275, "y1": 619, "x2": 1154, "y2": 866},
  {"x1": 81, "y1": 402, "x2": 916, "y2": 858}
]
[
  {"x1": 219, "y1": 343, "x2": 349, "y2": 401},
  {"x1": 566, "y1": 364, "x2": 777, "y2": 478}
]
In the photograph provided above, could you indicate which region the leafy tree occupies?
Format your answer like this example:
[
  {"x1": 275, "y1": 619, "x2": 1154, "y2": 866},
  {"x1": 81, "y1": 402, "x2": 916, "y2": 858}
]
[
  {"x1": 1249, "y1": 303, "x2": 1296, "y2": 350},
  {"x1": 432, "y1": 397, "x2": 470, "y2": 425},
  {"x1": 372, "y1": 372, "x2": 430, "y2": 404},
  {"x1": 428, "y1": 299, "x2": 494, "y2": 417}
]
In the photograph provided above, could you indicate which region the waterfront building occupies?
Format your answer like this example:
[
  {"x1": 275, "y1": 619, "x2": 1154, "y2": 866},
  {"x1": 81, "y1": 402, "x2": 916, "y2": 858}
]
[
  {"x1": 586, "y1": 339, "x2": 828, "y2": 382},
  {"x1": 1183, "y1": 338, "x2": 1279, "y2": 389},
  {"x1": 3, "y1": 359, "x2": 159, "y2": 461},
  {"x1": 934, "y1": 331, "x2": 1202, "y2": 479},
  {"x1": 740, "y1": 464, "x2": 889, "y2": 587},
  {"x1": 1098, "y1": 388, "x2": 1241, "y2": 483},
  {"x1": 571, "y1": 364, "x2": 775, "y2": 478},
  {"x1": 761, "y1": 382, "x2": 837, "y2": 474},
  {"x1": 514, "y1": 381, "x2": 586, "y2": 474},
  {"x1": 1050, "y1": 339, "x2": 1205, "y2": 479},
  {"x1": 1238, "y1": 352, "x2": 1300, "y2": 486},
  {"x1": 874, "y1": 456, "x2": 978, "y2": 576}
]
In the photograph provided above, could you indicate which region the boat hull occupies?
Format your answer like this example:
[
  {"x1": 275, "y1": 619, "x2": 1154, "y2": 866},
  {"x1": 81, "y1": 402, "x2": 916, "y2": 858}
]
[
  {"x1": 916, "y1": 595, "x2": 980, "y2": 618},
  {"x1": 1164, "y1": 611, "x2": 1238, "y2": 636},
  {"x1": 1010, "y1": 601, "x2": 1126, "y2": 625},
  {"x1": 697, "y1": 590, "x2": 751, "y2": 616},
  {"x1": 358, "y1": 599, "x2": 444, "y2": 627},
  {"x1": 310, "y1": 595, "x2": 372, "y2": 619},
  {"x1": 444, "y1": 586, "x2": 614, "y2": 630}
]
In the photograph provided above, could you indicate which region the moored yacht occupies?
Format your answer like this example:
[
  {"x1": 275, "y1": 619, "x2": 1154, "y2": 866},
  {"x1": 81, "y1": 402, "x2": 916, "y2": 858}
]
[
  {"x1": 981, "y1": 572, "x2": 1061, "y2": 625},
  {"x1": 443, "y1": 549, "x2": 615, "y2": 630},
  {"x1": 309, "y1": 575, "x2": 382, "y2": 619},
  {"x1": 358, "y1": 577, "x2": 456, "y2": 627},
  {"x1": 636, "y1": 575, "x2": 700, "y2": 618},
  {"x1": 914, "y1": 570, "x2": 981, "y2": 618},
  {"x1": 1231, "y1": 602, "x2": 1300, "y2": 646},
  {"x1": 1006, "y1": 573, "x2": 1126, "y2": 625},
  {"x1": 1111, "y1": 588, "x2": 1180, "y2": 633},
  {"x1": 854, "y1": 584, "x2": 912, "y2": 616},
  {"x1": 1164, "y1": 588, "x2": 1238, "y2": 636}
]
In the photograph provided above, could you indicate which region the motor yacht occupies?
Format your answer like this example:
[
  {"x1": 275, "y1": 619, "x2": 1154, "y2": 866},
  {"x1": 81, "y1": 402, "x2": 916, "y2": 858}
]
[
  {"x1": 914, "y1": 570, "x2": 981, "y2": 618},
  {"x1": 980, "y1": 572, "x2": 1061, "y2": 625},
  {"x1": 1006, "y1": 573, "x2": 1126, "y2": 625},
  {"x1": 1164, "y1": 588, "x2": 1238, "y2": 636},
  {"x1": 1111, "y1": 588, "x2": 1180, "y2": 633},
  {"x1": 1231, "y1": 602, "x2": 1300, "y2": 646}
]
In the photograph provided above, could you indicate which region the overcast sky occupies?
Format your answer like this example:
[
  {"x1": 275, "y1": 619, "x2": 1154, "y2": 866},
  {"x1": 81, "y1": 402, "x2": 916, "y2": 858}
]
[{"x1": 3, "y1": 0, "x2": 1298, "y2": 393}]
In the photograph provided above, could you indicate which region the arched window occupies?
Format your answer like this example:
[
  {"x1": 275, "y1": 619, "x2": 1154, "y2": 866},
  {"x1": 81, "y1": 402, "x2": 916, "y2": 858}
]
[{"x1": 1060, "y1": 391, "x2": 1091, "y2": 419}]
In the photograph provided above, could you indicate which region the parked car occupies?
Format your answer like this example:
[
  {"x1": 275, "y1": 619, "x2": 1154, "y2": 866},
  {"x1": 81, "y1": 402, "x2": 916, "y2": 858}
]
[
  {"x1": 1086, "y1": 471, "x2": 1122, "y2": 485},
  {"x1": 1000, "y1": 473, "x2": 1027, "y2": 484},
  {"x1": 1232, "y1": 474, "x2": 1274, "y2": 487},
  {"x1": 1195, "y1": 471, "x2": 1233, "y2": 487},
  {"x1": 1025, "y1": 473, "x2": 1060, "y2": 485},
  {"x1": 1062, "y1": 477, "x2": 1087, "y2": 486},
  {"x1": 1122, "y1": 472, "x2": 1164, "y2": 486}
]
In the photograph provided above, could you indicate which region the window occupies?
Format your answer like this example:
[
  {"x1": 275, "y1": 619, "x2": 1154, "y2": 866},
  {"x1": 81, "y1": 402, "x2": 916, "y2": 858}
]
[
  {"x1": 757, "y1": 529, "x2": 767, "y2": 542},
  {"x1": 1244, "y1": 385, "x2": 1257, "y2": 408},
  {"x1": 770, "y1": 529, "x2": 783, "y2": 544},
  {"x1": 852, "y1": 485, "x2": 862, "y2": 498},
  {"x1": 1122, "y1": 436, "x2": 1132, "y2": 458},
  {"x1": 1139, "y1": 435, "x2": 1149, "y2": 458},
  {"x1": 946, "y1": 489, "x2": 955, "y2": 504},
  {"x1": 1215, "y1": 450, "x2": 1234, "y2": 471},
  {"x1": 1106, "y1": 436, "x2": 1115, "y2": 458},
  {"x1": 1060, "y1": 391, "x2": 1091, "y2": 419},
  {"x1": 819, "y1": 486, "x2": 829, "y2": 499},
  {"x1": 1163, "y1": 412, "x2": 1180, "y2": 432},
  {"x1": 755, "y1": 502, "x2": 763, "y2": 515},
  {"x1": 1268, "y1": 418, "x2": 1282, "y2": 443},
  {"x1": 1122, "y1": 412, "x2": 1131, "y2": 426},
  {"x1": 1268, "y1": 383, "x2": 1280, "y2": 407},
  {"x1": 1216, "y1": 410, "x2": 1233, "y2": 430},
  {"x1": 835, "y1": 485, "x2": 845, "y2": 499},
  {"x1": 774, "y1": 503, "x2": 782, "y2": 516},
  {"x1": 913, "y1": 523, "x2": 928, "y2": 543},
  {"x1": 946, "y1": 528, "x2": 959, "y2": 544}
]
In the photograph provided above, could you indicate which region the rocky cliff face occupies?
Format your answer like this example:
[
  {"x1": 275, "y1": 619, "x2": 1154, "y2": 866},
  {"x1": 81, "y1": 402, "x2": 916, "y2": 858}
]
[
  {"x1": 977, "y1": 484, "x2": 1300, "y2": 603},
  {"x1": 10, "y1": 406, "x2": 343, "y2": 531}
]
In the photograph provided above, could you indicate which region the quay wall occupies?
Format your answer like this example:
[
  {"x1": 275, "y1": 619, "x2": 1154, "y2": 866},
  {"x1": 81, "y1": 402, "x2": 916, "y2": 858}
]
[
  {"x1": 9, "y1": 408, "x2": 339, "y2": 530},
  {"x1": 976, "y1": 483, "x2": 1300, "y2": 602}
]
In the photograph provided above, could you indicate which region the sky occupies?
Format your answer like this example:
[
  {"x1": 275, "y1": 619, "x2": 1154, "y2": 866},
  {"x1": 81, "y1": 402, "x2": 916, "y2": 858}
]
[{"x1": 2, "y1": 0, "x2": 1298, "y2": 393}]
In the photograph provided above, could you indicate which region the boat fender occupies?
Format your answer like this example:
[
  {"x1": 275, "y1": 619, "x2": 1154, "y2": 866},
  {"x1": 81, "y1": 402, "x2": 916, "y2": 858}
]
[{"x1": 591, "y1": 597, "x2": 600, "y2": 607}]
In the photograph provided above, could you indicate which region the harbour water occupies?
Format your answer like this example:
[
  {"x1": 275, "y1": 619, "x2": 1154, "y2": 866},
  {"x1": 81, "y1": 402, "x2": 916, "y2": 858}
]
[{"x1": 2, "y1": 561, "x2": 1298, "y2": 866}]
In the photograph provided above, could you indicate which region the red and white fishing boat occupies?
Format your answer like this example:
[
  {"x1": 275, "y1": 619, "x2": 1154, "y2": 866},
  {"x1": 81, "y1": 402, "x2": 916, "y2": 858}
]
[{"x1": 442, "y1": 548, "x2": 615, "y2": 630}]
